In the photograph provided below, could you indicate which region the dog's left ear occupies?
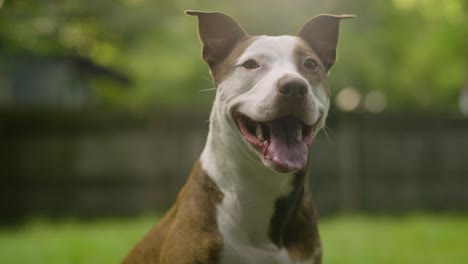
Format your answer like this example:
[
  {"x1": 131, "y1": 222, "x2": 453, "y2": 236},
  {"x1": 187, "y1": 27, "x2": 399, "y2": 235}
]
[
  {"x1": 298, "y1": 14, "x2": 354, "y2": 72},
  {"x1": 186, "y1": 10, "x2": 248, "y2": 67}
]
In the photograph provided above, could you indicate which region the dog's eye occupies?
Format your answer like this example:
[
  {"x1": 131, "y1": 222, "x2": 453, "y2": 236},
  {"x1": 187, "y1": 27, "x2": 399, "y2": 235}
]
[
  {"x1": 242, "y1": 59, "x2": 260, "y2": 70},
  {"x1": 304, "y1": 58, "x2": 319, "y2": 71}
]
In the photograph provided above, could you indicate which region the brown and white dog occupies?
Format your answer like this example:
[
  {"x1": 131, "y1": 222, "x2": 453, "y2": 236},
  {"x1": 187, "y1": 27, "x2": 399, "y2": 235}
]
[{"x1": 123, "y1": 11, "x2": 352, "y2": 264}]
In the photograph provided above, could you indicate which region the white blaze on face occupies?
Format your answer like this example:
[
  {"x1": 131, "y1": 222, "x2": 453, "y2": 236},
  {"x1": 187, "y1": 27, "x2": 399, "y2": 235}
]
[{"x1": 216, "y1": 35, "x2": 329, "y2": 127}]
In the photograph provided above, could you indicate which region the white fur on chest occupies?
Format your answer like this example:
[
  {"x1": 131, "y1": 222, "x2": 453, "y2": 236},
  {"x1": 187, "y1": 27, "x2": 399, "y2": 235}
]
[
  {"x1": 200, "y1": 36, "x2": 317, "y2": 264},
  {"x1": 201, "y1": 152, "x2": 315, "y2": 264},
  {"x1": 201, "y1": 137, "x2": 294, "y2": 263}
]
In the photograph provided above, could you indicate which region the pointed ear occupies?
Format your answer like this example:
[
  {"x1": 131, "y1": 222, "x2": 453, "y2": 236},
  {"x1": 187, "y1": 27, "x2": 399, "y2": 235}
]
[
  {"x1": 298, "y1": 14, "x2": 354, "y2": 71},
  {"x1": 186, "y1": 10, "x2": 248, "y2": 67}
]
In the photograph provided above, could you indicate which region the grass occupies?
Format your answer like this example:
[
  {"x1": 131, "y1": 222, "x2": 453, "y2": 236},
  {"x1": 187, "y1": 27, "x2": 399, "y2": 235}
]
[
  {"x1": 0, "y1": 217, "x2": 156, "y2": 264},
  {"x1": 321, "y1": 215, "x2": 468, "y2": 264},
  {"x1": 0, "y1": 215, "x2": 467, "y2": 263}
]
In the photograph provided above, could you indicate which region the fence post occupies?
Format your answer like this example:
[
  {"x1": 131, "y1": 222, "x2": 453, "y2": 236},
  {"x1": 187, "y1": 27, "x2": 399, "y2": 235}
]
[{"x1": 337, "y1": 114, "x2": 361, "y2": 212}]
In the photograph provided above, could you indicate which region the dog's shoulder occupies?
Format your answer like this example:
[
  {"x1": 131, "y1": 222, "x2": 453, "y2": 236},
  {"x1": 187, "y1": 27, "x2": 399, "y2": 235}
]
[{"x1": 123, "y1": 161, "x2": 224, "y2": 264}]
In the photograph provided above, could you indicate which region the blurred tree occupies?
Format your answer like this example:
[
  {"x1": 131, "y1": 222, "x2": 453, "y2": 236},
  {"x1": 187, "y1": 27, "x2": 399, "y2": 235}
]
[{"x1": 0, "y1": 0, "x2": 465, "y2": 113}]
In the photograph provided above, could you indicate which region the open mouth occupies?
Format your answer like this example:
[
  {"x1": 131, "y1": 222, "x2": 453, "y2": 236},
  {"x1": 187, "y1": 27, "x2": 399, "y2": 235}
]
[{"x1": 235, "y1": 114, "x2": 317, "y2": 173}]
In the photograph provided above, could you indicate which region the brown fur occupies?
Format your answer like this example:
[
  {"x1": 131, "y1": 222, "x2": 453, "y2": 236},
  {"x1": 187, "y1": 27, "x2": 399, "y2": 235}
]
[
  {"x1": 298, "y1": 14, "x2": 353, "y2": 71},
  {"x1": 269, "y1": 171, "x2": 322, "y2": 263},
  {"x1": 122, "y1": 161, "x2": 224, "y2": 264},
  {"x1": 210, "y1": 36, "x2": 256, "y2": 86}
]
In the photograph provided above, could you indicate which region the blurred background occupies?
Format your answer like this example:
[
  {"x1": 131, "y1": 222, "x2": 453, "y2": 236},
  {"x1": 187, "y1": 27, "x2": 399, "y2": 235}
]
[{"x1": 0, "y1": 0, "x2": 467, "y2": 263}]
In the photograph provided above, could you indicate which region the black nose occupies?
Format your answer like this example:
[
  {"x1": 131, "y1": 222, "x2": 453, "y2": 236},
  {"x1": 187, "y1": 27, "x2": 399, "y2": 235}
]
[{"x1": 277, "y1": 75, "x2": 308, "y2": 98}]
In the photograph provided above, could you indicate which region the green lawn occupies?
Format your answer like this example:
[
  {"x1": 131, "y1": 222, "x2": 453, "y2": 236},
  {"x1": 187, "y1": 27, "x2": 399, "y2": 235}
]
[{"x1": 0, "y1": 215, "x2": 467, "y2": 264}]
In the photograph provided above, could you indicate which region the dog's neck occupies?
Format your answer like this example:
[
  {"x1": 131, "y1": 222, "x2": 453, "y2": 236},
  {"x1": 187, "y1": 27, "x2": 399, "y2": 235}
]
[{"x1": 200, "y1": 105, "x2": 298, "y2": 245}]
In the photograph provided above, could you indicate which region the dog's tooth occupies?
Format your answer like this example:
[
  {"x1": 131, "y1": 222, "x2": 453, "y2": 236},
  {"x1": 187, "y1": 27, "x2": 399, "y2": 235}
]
[
  {"x1": 264, "y1": 140, "x2": 268, "y2": 145},
  {"x1": 256, "y1": 123, "x2": 264, "y2": 141}
]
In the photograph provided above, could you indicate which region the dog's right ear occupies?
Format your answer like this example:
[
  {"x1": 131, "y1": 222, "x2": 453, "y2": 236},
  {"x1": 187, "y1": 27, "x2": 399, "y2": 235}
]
[{"x1": 186, "y1": 11, "x2": 248, "y2": 67}]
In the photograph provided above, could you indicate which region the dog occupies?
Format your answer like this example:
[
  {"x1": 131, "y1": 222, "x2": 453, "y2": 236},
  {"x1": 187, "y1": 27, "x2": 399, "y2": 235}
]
[{"x1": 123, "y1": 10, "x2": 352, "y2": 264}]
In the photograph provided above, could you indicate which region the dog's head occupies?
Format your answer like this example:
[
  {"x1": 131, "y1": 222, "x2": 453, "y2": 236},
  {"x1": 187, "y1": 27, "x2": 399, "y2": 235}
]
[{"x1": 188, "y1": 11, "x2": 351, "y2": 174}]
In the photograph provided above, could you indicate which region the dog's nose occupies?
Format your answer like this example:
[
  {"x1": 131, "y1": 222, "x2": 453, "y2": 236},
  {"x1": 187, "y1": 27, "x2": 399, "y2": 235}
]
[{"x1": 277, "y1": 76, "x2": 309, "y2": 98}]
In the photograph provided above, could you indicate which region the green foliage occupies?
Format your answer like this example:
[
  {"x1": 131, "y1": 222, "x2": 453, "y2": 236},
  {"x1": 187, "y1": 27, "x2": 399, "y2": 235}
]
[
  {"x1": 0, "y1": 215, "x2": 467, "y2": 263},
  {"x1": 0, "y1": 0, "x2": 466, "y2": 113}
]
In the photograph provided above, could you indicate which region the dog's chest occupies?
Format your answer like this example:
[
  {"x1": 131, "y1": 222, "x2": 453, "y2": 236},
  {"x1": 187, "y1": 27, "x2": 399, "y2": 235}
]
[
  {"x1": 219, "y1": 242, "x2": 291, "y2": 264},
  {"x1": 218, "y1": 240, "x2": 315, "y2": 264},
  {"x1": 215, "y1": 190, "x2": 291, "y2": 264},
  {"x1": 217, "y1": 222, "x2": 316, "y2": 264},
  {"x1": 203, "y1": 162, "x2": 314, "y2": 264}
]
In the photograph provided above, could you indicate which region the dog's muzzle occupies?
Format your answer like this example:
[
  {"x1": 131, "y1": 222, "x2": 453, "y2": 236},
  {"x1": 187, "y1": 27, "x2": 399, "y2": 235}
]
[{"x1": 235, "y1": 114, "x2": 317, "y2": 173}]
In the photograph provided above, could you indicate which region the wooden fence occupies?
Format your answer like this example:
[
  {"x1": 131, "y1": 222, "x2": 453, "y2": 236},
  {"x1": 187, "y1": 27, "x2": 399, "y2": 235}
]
[{"x1": 1, "y1": 108, "x2": 467, "y2": 222}]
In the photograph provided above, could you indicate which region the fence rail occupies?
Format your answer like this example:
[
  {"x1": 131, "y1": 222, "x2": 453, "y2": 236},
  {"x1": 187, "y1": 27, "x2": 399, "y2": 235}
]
[{"x1": 1, "y1": 108, "x2": 467, "y2": 222}]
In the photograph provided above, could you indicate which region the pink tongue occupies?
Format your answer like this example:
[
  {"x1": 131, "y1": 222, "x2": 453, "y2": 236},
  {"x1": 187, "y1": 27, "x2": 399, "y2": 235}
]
[{"x1": 265, "y1": 116, "x2": 308, "y2": 172}]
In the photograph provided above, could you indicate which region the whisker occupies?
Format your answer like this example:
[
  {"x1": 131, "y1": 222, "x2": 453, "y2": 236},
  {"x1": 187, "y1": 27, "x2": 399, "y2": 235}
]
[
  {"x1": 322, "y1": 125, "x2": 335, "y2": 143},
  {"x1": 201, "y1": 76, "x2": 212, "y2": 83},
  {"x1": 324, "y1": 125, "x2": 336, "y2": 136},
  {"x1": 322, "y1": 127, "x2": 330, "y2": 143},
  {"x1": 198, "y1": 87, "x2": 216, "y2": 92}
]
